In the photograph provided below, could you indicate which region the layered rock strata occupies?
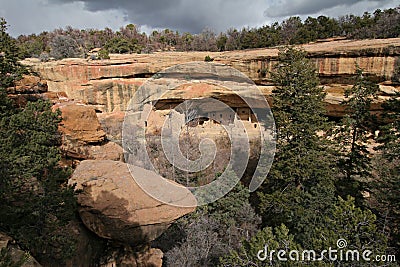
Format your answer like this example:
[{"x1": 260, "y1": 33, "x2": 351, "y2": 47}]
[{"x1": 21, "y1": 38, "x2": 400, "y2": 117}]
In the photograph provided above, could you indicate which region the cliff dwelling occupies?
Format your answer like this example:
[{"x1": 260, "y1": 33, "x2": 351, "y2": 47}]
[
  {"x1": 144, "y1": 83, "x2": 262, "y2": 134},
  {"x1": 124, "y1": 82, "x2": 269, "y2": 186}
]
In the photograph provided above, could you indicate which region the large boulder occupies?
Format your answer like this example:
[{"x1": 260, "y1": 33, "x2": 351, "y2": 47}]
[
  {"x1": 69, "y1": 160, "x2": 196, "y2": 246},
  {"x1": 53, "y1": 102, "x2": 126, "y2": 161},
  {"x1": 55, "y1": 102, "x2": 106, "y2": 144}
]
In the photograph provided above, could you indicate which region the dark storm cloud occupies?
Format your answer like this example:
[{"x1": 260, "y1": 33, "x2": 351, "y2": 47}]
[
  {"x1": 264, "y1": 0, "x2": 362, "y2": 17},
  {"x1": 50, "y1": 0, "x2": 266, "y2": 33},
  {"x1": 48, "y1": 0, "x2": 398, "y2": 33},
  {"x1": 0, "y1": 0, "x2": 398, "y2": 36}
]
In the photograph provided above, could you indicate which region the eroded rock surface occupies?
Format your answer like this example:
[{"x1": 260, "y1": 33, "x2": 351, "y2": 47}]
[
  {"x1": 97, "y1": 111, "x2": 125, "y2": 143},
  {"x1": 22, "y1": 38, "x2": 400, "y2": 117},
  {"x1": 69, "y1": 160, "x2": 196, "y2": 246},
  {"x1": 53, "y1": 102, "x2": 124, "y2": 161},
  {"x1": 55, "y1": 102, "x2": 106, "y2": 144}
]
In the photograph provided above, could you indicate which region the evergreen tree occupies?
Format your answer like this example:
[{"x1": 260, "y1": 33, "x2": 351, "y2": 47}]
[
  {"x1": 222, "y1": 197, "x2": 387, "y2": 267},
  {"x1": 257, "y1": 47, "x2": 337, "y2": 246},
  {"x1": 0, "y1": 18, "x2": 77, "y2": 265},
  {"x1": 315, "y1": 196, "x2": 387, "y2": 266},
  {"x1": 372, "y1": 92, "x2": 400, "y2": 256},
  {"x1": 335, "y1": 65, "x2": 379, "y2": 204},
  {"x1": 219, "y1": 224, "x2": 302, "y2": 267},
  {"x1": 376, "y1": 90, "x2": 400, "y2": 160},
  {"x1": 0, "y1": 18, "x2": 26, "y2": 88},
  {"x1": 104, "y1": 36, "x2": 141, "y2": 54}
]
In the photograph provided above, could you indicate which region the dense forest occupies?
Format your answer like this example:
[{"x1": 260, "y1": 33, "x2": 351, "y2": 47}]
[
  {"x1": 11, "y1": 6, "x2": 400, "y2": 60},
  {"x1": 0, "y1": 6, "x2": 399, "y2": 267}
]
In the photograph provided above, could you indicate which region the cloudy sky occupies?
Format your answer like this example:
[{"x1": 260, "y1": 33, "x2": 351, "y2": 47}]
[{"x1": 0, "y1": 0, "x2": 398, "y2": 36}]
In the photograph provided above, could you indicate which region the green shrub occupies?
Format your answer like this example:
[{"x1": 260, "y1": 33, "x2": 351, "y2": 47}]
[
  {"x1": 98, "y1": 49, "x2": 110, "y2": 59},
  {"x1": 204, "y1": 55, "x2": 214, "y2": 62}
]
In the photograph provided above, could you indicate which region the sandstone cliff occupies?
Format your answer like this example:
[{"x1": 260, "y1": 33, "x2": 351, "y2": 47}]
[
  {"x1": 11, "y1": 38, "x2": 400, "y2": 266},
  {"x1": 22, "y1": 38, "x2": 400, "y2": 117}
]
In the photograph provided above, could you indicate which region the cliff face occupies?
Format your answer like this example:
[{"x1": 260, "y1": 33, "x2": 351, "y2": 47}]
[
  {"x1": 14, "y1": 39, "x2": 400, "y2": 265},
  {"x1": 22, "y1": 38, "x2": 400, "y2": 117}
]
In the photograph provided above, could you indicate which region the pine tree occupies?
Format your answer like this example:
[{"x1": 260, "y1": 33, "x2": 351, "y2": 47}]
[
  {"x1": 376, "y1": 90, "x2": 400, "y2": 160},
  {"x1": 219, "y1": 224, "x2": 302, "y2": 267},
  {"x1": 257, "y1": 47, "x2": 337, "y2": 246},
  {"x1": 372, "y1": 92, "x2": 400, "y2": 256},
  {"x1": 0, "y1": 18, "x2": 77, "y2": 265},
  {"x1": 315, "y1": 196, "x2": 387, "y2": 266},
  {"x1": 335, "y1": 65, "x2": 379, "y2": 204},
  {"x1": 0, "y1": 18, "x2": 26, "y2": 88}
]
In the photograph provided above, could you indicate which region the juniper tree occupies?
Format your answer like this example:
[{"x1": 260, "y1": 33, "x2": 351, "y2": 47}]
[{"x1": 49, "y1": 35, "x2": 81, "y2": 59}]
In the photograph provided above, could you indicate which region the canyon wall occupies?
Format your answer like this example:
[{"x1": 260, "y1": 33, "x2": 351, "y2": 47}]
[
  {"x1": 22, "y1": 38, "x2": 400, "y2": 117},
  {"x1": 13, "y1": 38, "x2": 400, "y2": 265}
]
